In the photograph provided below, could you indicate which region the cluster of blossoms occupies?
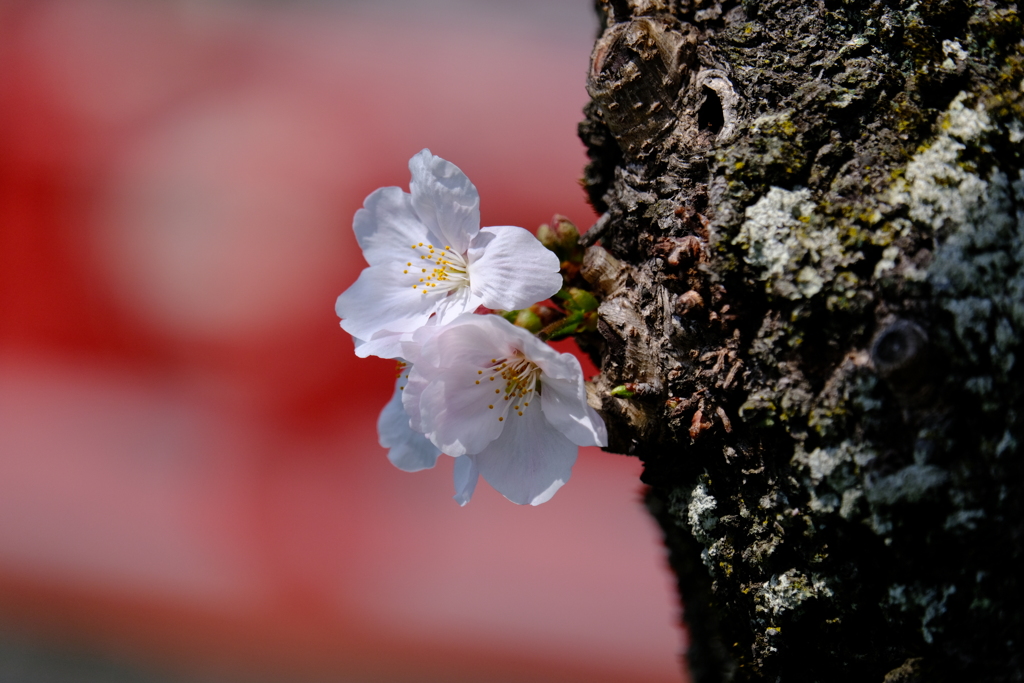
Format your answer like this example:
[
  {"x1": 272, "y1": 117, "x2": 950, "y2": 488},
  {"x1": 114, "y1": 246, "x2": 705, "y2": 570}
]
[{"x1": 336, "y1": 150, "x2": 607, "y2": 505}]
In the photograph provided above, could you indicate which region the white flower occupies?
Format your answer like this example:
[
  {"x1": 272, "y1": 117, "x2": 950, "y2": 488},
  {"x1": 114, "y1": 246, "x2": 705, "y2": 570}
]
[
  {"x1": 400, "y1": 314, "x2": 607, "y2": 506},
  {"x1": 335, "y1": 149, "x2": 562, "y2": 359}
]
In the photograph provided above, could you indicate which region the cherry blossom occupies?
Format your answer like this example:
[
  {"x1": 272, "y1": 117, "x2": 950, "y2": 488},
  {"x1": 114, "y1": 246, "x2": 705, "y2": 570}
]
[
  {"x1": 335, "y1": 149, "x2": 562, "y2": 359},
  {"x1": 400, "y1": 314, "x2": 607, "y2": 506}
]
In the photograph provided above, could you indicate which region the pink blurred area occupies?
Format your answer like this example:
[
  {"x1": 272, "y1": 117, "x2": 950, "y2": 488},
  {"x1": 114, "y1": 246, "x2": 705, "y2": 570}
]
[{"x1": 0, "y1": 1, "x2": 687, "y2": 681}]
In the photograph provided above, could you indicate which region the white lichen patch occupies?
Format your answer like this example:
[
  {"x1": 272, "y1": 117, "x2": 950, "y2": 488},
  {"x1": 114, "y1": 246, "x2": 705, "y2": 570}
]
[
  {"x1": 792, "y1": 440, "x2": 874, "y2": 487},
  {"x1": 686, "y1": 482, "x2": 719, "y2": 543},
  {"x1": 791, "y1": 440, "x2": 877, "y2": 518},
  {"x1": 755, "y1": 569, "x2": 834, "y2": 617},
  {"x1": 996, "y1": 429, "x2": 1018, "y2": 457},
  {"x1": 941, "y1": 90, "x2": 993, "y2": 140},
  {"x1": 735, "y1": 187, "x2": 858, "y2": 299},
  {"x1": 884, "y1": 91, "x2": 1024, "y2": 380},
  {"x1": 807, "y1": 490, "x2": 840, "y2": 514},
  {"x1": 940, "y1": 39, "x2": 969, "y2": 71},
  {"x1": 839, "y1": 488, "x2": 864, "y2": 519},
  {"x1": 884, "y1": 92, "x2": 992, "y2": 236},
  {"x1": 930, "y1": 167, "x2": 1024, "y2": 370},
  {"x1": 804, "y1": 445, "x2": 847, "y2": 483},
  {"x1": 866, "y1": 464, "x2": 949, "y2": 506},
  {"x1": 942, "y1": 39, "x2": 969, "y2": 61},
  {"x1": 943, "y1": 508, "x2": 986, "y2": 531},
  {"x1": 749, "y1": 110, "x2": 798, "y2": 137},
  {"x1": 886, "y1": 583, "x2": 957, "y2": 644},
  {"x1": 873, "y1": 245, "x2": 901, "y2": 278},
  {"x1": 1009, "y1": 119, "x2": 1024, "y2": 144},
  {"x1": 668, "y1": 482, "x2": 720, "y2": 544}
]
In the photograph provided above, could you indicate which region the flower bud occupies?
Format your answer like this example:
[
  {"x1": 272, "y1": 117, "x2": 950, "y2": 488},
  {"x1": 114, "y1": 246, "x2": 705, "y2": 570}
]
[
  {"x1": 558, "y1": 287, "x2": 600, "y2": 313},
  {"x1": 553, "y1": 215, "x2": 581, "y2": 258},
  {"x1": 513, "y1": 308, "x2": 543, "y2": 333},
  {"x1": 538, "y1": 222, "x2": 559, "y2": 252},
  {"x1": 529, "y1": 304, "x2": 560, "y2": 327},
  {"x1": 538, "y1": 215, "x2": 582, "y2": 263}
]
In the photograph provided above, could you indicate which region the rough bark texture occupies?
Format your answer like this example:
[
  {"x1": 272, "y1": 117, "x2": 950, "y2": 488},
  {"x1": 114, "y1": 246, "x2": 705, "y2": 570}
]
[{"x1": 576, "y1": 1, "x2": 1024, "y2": 681}]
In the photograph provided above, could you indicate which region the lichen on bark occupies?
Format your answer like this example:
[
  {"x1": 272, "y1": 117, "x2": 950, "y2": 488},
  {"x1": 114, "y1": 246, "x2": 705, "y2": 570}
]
[{"x1": 576, "y1": 0, "x2": 1024, "y2": 681}]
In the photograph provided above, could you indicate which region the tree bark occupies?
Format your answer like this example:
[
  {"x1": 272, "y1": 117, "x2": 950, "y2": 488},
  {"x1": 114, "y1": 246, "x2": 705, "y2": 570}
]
[{"x1": 576, "y1": 1, "x2": 1024, "y2": 681}]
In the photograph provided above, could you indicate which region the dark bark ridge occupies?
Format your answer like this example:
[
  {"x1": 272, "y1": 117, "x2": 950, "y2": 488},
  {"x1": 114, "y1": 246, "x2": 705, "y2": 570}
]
[{"x1": 577, "y1": 1, "x2": 1024, "y2": 681}]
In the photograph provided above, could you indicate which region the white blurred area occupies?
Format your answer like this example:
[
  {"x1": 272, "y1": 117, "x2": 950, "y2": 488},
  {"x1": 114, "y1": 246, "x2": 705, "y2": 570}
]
[{"x1": 0, "y1": 1, "x2": 688, "y2": 681}]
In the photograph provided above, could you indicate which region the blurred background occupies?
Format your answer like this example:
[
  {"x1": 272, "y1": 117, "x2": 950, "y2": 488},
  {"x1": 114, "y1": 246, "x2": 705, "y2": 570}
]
[{"x1": 0, "y1": 0, "x2": 689, "y2": 681}]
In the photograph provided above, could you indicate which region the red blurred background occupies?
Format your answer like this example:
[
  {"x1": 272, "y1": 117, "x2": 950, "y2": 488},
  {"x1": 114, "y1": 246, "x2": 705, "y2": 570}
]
[{"x1": 0, "y1": 1, "x2": 688, "y2": 681}]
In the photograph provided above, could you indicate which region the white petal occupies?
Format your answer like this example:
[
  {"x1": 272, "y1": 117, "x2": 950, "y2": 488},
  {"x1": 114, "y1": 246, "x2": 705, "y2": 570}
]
[
  {"x1": 336, "y1": 262, "x2": 446, "y2": 348},
  {"x1": 399, "y1": 319, "x2": 446, "y2": 367},
  {"x1": 467, "y1": 227, "x2": 562, "y2": 311},
  {"x1": 400, "y1": 363, "x2": 433, "y2": 433},
  {"x1": 353, "y1": 186, "x2": 431, "y2": 267},
  {"x1": 453, "y1": 455, "x2": 479, "y2": 506},
  {"x1": 527, "y1": 340, "x2": 588, "y2": 380},
  {"x1": 528, "y1": 478, "x2": 566, "y2": 506},
  {"x1": 417, "y1": 363, "x2": 509, "y2": 456},
  {"x1": 540, "y1": 373, "x2": 608, "y2": 447},
  {"x1": 404, "y1": 315, "x2": 510, "y2": 454},
  {"x1": 459, "y1": 316, "x2": 592, "y2": 384},
  {"x1": 407, "y1": 315, "x2": 501, "y2": 374},
  {"x1": 430, "y1": 316, "x2": 510, "y2": 368},
  {"x1": 434, "y1": 286, "x2": 485, "y2": 326},
  {"x1": 473, "y1": 402, "x2": 577, "y2": 505},
  {"x1": 408, "y1": 149, "x2": 480, "y2": 255},
  {"x1": 378, "y1": 370, "x2": 441, "y2": 472},
  {"x1": 403, "y1": 321, "x2": 507, "y2": 454},
  {"x1": 352, "y1": 328, "x2": 409, "y2": 359}
]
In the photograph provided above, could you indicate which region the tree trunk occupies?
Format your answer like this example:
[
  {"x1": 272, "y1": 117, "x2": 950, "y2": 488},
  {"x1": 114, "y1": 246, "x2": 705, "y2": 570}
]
[{"x1": 576, "y1": 1, "x2": 1024, "y2": 681}]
